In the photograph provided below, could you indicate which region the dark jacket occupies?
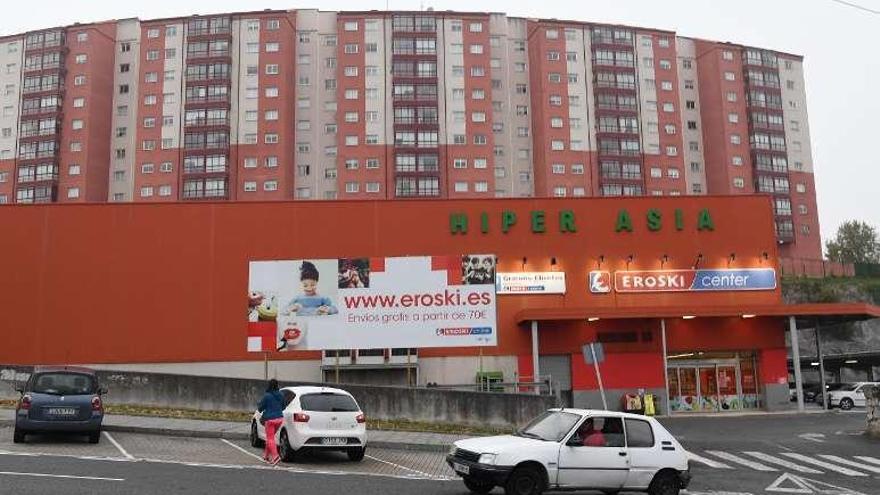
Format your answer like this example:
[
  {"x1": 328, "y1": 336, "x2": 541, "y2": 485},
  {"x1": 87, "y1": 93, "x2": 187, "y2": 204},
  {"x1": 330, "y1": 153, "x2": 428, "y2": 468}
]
[{"x1": 258, "y1": 390, "x2": 285, "y2": 421}]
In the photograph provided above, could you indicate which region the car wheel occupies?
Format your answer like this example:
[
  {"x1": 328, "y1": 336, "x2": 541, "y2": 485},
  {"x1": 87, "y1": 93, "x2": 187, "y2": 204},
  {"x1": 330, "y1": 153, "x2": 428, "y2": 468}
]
[
  {"x1": 347, "y1": 446, "x2": 366, "y2": 462},
  {"x1": 12, "y1": 429, "x2": 25, "y2": 444},
  {"x1": 88, "y1": 431, "x2": 101, "y2": 444},
  {"x1": 463, "y1": 477, "x2": 495, "y2": 494},
  {"x1": 840, "y1": 398, "x2": 854, "y2": 411},
  {"x1": 504, "y1": 465, "x2": 544, "y2": 495},
  {"x1": 648, "y1": 470, "x2": 681, "y2": 495},
  {"x1": 279, "y1": 429, "x2": 300, "y2": 462},
  {"x1": 250, "y1": 421, "x2": 265, "y2": 448}
]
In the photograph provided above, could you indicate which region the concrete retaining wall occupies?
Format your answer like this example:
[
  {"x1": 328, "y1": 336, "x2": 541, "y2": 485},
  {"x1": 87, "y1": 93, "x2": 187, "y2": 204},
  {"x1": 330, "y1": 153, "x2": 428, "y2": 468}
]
[{"x1": 0, "y1": 365, "x2": 557, "y2": 428}]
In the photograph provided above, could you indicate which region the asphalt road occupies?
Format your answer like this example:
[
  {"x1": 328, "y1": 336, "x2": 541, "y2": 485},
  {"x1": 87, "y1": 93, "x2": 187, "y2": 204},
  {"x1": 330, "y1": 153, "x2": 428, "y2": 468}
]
[{"x1": 1, "y1": 411, "x2": 877, "y2": 495}]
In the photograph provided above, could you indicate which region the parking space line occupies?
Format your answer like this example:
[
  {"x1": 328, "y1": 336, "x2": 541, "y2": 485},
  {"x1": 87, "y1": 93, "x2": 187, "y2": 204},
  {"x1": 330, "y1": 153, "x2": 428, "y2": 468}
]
[
  {"x1": 0, "y1": 471, "x2": 124, "y2": 481},
  {"x1": 102, "y1": 431, "x2": 135, "y2": 460},
  {"x1": 364, "y1": 453, "x2": 449, "y2": 480},
  {"x1": 220, "y1": 439, "x2": 266, "y2": 464}
]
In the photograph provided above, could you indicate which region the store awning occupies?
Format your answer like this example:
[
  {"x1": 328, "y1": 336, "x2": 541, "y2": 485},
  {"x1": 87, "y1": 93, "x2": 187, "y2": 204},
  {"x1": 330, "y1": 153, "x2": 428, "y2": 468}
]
[{"x1": 514, "y1": 302, "x2": 880, "y2": 328}]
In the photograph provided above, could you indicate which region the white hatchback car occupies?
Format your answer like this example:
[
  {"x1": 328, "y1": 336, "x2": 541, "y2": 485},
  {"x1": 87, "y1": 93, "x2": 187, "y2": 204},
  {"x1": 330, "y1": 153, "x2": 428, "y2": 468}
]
[
  {"x1": 827, "y1": 382, "x2": 879, "y2": 410},
  {"x1": 250, "y1": 386, "x2": 367, "y2": 462},
  {"x1": 446, "y1": 409, "x2": 690, "y2": 495}
]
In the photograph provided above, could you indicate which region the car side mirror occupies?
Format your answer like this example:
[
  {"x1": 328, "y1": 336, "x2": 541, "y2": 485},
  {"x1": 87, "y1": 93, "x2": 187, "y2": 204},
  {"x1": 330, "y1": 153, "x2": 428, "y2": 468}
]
[
  {"x1": 566, "y1": 434, "x2": 583, "y2": 447},
  {"x1": 98, "y1": 387, "x2": 108, "y2": 395},
  {"x1": 14, "y1": 386, "x2": 24, "y2": 394}
]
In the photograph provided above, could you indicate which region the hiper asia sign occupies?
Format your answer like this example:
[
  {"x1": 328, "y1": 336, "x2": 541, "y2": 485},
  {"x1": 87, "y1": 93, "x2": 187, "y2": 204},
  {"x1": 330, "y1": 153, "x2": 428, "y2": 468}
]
[
  {"x1": 496, "y1": 272, "x2": 566, "y2": 295},
  {"x1": 589, "y1": 268, "x2": 777, "y2": 293},
  {"x1": 247, "y1": 255, "x2": 497, "y2": 351}
]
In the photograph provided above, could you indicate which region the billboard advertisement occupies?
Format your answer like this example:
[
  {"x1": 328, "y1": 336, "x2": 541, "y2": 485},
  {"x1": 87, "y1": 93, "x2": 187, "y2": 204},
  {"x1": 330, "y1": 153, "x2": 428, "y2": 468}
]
[
  {"x1": 589, "y1": 268, "x2": 777, "y2": 293},
  {"x1": 496, "y1": 272, "x2": 566, "y2": 295},
  {"x1": 247, "y1": 255, "x2": 497, "y2": 351}
]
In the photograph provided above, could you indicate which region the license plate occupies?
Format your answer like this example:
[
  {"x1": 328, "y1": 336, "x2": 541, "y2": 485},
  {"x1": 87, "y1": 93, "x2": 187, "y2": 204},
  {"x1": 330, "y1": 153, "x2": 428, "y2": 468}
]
[
  {"x1": 48, "y1": 407, "x2": 77, "y2": 416},
  {"x1": 321, "y1": 437, "x2": 348, "y2": 446},
  {"x1": 453, "y1": 462, "x2": 470, "y2": 475}
]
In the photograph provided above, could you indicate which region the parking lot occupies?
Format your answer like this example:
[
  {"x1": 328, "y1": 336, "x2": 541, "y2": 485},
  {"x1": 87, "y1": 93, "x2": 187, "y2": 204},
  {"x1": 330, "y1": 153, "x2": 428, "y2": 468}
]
[{"x1": 0, "y1": 426, "x2": 455, "y2": 481}]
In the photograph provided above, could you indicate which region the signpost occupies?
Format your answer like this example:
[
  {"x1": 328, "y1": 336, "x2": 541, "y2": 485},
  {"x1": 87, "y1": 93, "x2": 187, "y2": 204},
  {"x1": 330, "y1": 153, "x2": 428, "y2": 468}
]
[{"x1": 582, "y1": 342, "x2": 608, "y2": 410}]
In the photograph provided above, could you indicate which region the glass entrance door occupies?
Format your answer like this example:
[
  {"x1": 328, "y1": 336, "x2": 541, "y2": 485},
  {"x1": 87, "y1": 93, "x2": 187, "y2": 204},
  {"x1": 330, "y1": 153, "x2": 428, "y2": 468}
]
[{"x1": 698, "y1": 367, "x2": 719, "y2": 411}]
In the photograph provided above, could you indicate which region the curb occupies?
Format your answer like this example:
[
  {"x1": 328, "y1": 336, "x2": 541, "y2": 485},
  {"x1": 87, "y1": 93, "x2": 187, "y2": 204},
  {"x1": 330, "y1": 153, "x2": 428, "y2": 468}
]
[{"x1": 0, "y1": 418, "x2": 451, "y2": 453}]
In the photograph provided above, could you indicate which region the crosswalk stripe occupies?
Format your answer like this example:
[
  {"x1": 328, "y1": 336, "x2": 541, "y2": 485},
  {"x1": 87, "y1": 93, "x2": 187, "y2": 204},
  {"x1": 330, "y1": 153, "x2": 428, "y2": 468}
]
[
  {"x1": 854, "y1": 456, "x2": 880, "y2": 467},
  {"x1": 685, "y1": 451, "x2": 732, "y2": 469},
  {"x1": 780, "y1": 453, "x2": 868, "y2": 477},
  {"x1": 741, "y1": 451, "x2": 822, "y2": 473},
  {"x1": 704, "y1": 451, "x2": 777, "y2": 471},
  {"x1": 817, "y1": 455, "x2": 880, "y2": 474}
]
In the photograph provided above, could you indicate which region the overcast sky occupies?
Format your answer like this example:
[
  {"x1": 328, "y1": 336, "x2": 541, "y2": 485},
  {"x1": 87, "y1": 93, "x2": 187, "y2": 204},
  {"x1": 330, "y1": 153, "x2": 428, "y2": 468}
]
[{"x1": 4, "y1": 0, "x2": 877, "y2": 246}]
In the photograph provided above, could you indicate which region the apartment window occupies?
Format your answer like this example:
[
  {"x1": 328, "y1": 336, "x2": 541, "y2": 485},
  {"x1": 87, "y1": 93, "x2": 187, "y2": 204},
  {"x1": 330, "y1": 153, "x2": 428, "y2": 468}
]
[
  {"x1": 165, "y1": 48, "x2": 176, "y2": 59},
  {"x1": 550, "y1": 117, "x2": 563, "y2": 128},
  {"x1": 517, "y1": 127, "x2": 529, "y2": 138},
  {"x1": 659, "y1": 59, "x2": 671, "y2": 70},
  {"x1": 143, "y1": 117, "x2": 156, "y2": 128},
  {"x1": 68, "y1": 165, "x2": 80, "y2": 176},
  {"x1": 548, "y1": 73, "x2": 561, "y2": 83},
  {"x1": 265, "y1": 42, "x2": 280, "y2": 53},
  {"x1": 553, "y1": 186, "x2": 566, "y2": 197},
  {"x1": 298, "y1": 54, "x2": 311, "y2": 65},
  {"x1": 265, "y1": 87, "x2": 279, "y2": 98},
  {"x1": 345, "y1": 182, "x2": 359, "y2": 194},
  {"x1": 473, "y1": 135, "x2": 487, "y2": 145},
  {"x1": 264, "y1": 133, "x2": 279, "y2": 144},
  {"x1": 265, "y1": 64, "x2": 279, "y2": 75},
  {"x1": 344, "y1": 66, "x2": 358, "y2": 77},
  {"x1": 147, "y1": 28, "x2": 160, "y2": 39},
  {"x1": 551, "y1": 140, "x2": 565, "y2": 151},
  {"x1": 722, "y1": 50, "x2": 734, "y2": 61},
  {"x1": 730, "y1": 134, "x2": 741, "y2": 145},
  {"x1": 344, "y1": 89, "x2": 358, "y2": 100},
  {"x1": 243, "y1": 157, "x2": 257, "y2": 168},
  {"x1": 73, "y1": 97, "x2": 85, "y2": 108},
  {"x1": 262, "y1": 180, "x2": 278, "y2": 192},
  {"x1": 120, "y1": 42, "x2": 131, "y2": 53},
  {"x1": 264, "y1": 110, "x2": 279, "y2": 121},
  {"x1": 733, "y1": 177, "x2": 745, "y2": 188},
  {"x1": 65, "y1": 187, "x2": 80, "y2": 199},
  {"x1": 726, "y1": 92, "x2": 737, "y2": 102},
  {"x1": 728, "y1": 113, "x2": 739, "y2": 123},
  {"x1": 796, "y1": 183, "x2": 806, "y2": 193},
  {"x1": 664, "y1": 124, "x2": 677, "y2": 135},
  {"x1": 453, "y1": 158, "x2": 467, "y2": 169},
  {"x1": 299, "y1": 33, "x2": 311, "y2": 43},
  {"x1": 324, "y1": 124, "x2": 336, "y2": 134},
  {"x1": 732, "y1": 156, "x2": 743, "y2": 166},
  {"x1": 667, "y1": 168, "x2": 680, "y2": 179},
  {"x1": 692, "y1": 183, "x2": 702, "y2": 194},
  {"x1": 551, "y1": 163, "x2": 565, "y2": 174},
  {"x1": 144, "y1": 94, "x2": 157, "y2": 105},
  {"x1": 687, "y1": 120, "x2": 698, "y2": 130},
  {"x1": 662, "y1": 102, "x2": 674, "y2": 113},
  {"x1": 549, "y1": 95, "x2": 562, "y2": 106},
  {"x1": 472, "y1": 158, "x2": 487, "y2": 169},
  {"x1": 140, "y1": 186, "x2": 154, "y2": 198},
  {"x1": 344, "y1": 43, "x2": 359, "y2": 54},
  {"x1": 471, "y1": 112, "x2": 486, "y2": 123},
  {"x1": 469, "y1": 22, "x2": 483, "y2": 32},
  {"x1": 160, "y1": 162, "x2": 172, "y2": 173},
  {"x1": 454, "y1": 182, "x2": 468, "y2": 193},
  {"x1": 345, "y1": 135, "x2": 359, "y2": 146},
  {"x1": 243, "y1": 181, "x2": 257, "y2": 192},
  {"x1": 724, "y1": 71, "x2": 736, "y2": 81}
]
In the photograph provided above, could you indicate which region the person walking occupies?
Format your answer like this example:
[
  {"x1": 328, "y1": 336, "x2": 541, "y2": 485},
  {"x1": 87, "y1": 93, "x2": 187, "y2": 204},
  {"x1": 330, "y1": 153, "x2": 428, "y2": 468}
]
[{"x1": 258, "y1": 379, "x2": 285, "y2": 464}]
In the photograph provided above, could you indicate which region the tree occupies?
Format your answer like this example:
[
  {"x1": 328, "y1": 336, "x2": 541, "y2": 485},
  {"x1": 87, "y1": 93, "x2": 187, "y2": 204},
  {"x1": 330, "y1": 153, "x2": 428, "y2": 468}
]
[{"x1": 825, "y1": 220, "x2": 880, "y2": 264}]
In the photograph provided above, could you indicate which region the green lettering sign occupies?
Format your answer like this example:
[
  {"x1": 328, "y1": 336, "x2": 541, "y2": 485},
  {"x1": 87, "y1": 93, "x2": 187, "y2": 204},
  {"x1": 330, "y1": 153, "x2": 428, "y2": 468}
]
[
  {"x1": 531, "y1": 210, "x2": 546, "y2": 233},
  {"x1": 698, "y1": 208, "x2": 715, "y2": 231},
  {"x1": 647, "y1": 209, "x2": 662, "y2": 231},
  {"x1": 675, "y1": 208, "x2": 684, "y2": 231},
  {"x1": 480, "y1": 212, "x2": 490, "y2": 234},
  {"x1": 559, "y1": 210, "x2": 577, "y2": 233},
  {"x1": 615, "y1": 210, "x2": 633, "y2": 232},
  {"x1": 450, "y1": 213, "x2": 468, "y2": 234},
  {"x1": 502, "y1": 210, "x2": 517, "y2": 233}
]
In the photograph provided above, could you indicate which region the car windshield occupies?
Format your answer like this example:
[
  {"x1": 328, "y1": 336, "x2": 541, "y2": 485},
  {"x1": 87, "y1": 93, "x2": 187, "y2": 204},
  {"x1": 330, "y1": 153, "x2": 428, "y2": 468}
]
[
  {"x1": 30, "y1": 372, "x2": 96, "y2": 395},
  {"x1": 839, "y1": 383, "x2": 860, "y2": 392},
  {"x1": 300, "y1": 393, "x2": 359, "y2": 412},
  {"x1": 516, "y1": 411, "x2": 581, "y2": 442}
]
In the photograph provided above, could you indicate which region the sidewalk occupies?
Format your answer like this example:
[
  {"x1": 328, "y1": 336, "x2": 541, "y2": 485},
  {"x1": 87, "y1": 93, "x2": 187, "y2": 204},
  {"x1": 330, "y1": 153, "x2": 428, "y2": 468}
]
[{"x1": 0, "y1": 408, "x2": 466, "y2": 453}]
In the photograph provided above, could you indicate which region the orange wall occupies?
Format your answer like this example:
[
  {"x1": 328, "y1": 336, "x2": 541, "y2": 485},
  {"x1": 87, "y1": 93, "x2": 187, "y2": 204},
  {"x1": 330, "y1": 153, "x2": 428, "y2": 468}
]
[{"x1": 0, "y1": 195, "x2": 780, "y2": 365}]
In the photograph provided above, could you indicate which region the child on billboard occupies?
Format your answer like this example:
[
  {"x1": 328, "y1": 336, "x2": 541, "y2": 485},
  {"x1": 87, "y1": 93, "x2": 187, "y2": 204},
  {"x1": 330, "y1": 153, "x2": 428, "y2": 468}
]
[{"x1": 286, "y1": 261, "x2": 338, "y2": 316}]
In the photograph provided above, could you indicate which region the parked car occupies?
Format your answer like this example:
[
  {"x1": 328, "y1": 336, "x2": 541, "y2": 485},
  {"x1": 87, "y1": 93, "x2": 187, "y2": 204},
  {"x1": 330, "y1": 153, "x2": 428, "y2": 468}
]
[
  {"x1": 446, "y1": 408, "x2": 690, "y2": 495},
  {"x1": 827, "y1": 382, "x2": 880, "y2": 410},
  {"x1": 14, "y1": 366, "x2": 107, "y2": 444},
  {"x1": 250, "y1": 386, "x2": 366, "y2": 462}
]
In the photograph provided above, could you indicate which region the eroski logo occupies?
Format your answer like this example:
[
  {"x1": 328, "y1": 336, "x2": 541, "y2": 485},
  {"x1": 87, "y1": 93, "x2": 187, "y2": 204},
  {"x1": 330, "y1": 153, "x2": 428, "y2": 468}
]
[{"x1": 589, "y1": 271, "x2": 611, "y2": 293}]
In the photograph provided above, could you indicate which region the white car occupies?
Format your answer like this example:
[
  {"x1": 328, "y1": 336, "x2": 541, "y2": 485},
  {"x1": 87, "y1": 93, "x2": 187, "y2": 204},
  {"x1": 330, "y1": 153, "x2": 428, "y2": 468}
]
[
  {"x1": 250, "y1": 386, "x2": 367, "y2": 462},
  {"x1": 827, "y1": 382, "x2": 879, "y2": 410},
  {"x1": 446, "y1": 408, "x2": 690, "y2": 495}
]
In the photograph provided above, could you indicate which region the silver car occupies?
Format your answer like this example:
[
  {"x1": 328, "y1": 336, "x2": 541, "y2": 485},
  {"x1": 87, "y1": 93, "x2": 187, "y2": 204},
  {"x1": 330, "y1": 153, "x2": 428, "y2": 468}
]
[{"x1": 14, "y1": 366, "x2": 107, "y2": 444}]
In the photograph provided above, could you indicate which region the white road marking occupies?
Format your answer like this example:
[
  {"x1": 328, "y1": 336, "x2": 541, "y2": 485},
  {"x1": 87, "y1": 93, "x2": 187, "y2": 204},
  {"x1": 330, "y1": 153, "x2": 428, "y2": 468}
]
[
  {"x1": 0, "y1": 471, "x2": 124, "y2": 481},
  {"x1": 766, "y1": 472, "x2": 867, "y2": 495},
  {"x1": 364, "y1": 453, "x2": 450, "y2": 480},
  {"x1": 796, "y1": 433, "x2": 825, "y2": 443},
  {"x1": 817, "y1": 455, "x2": 880, "y2": 474},
  {"x1": 705, "y1": 451, "x2": 777, "y2": 471},
  {"x1": 220, "y1": 439, "x2": 266, "y2": 463},
  {"x1": 853, "y1": 456, "x2": 880, "y2": 466},
  {"x1": 102, "y1": 431, "x2": 135, "y2": 460},
  {"x1": 779, "y1": 453, "x2": 868, "y2": 477},
  {"x1": 685, "y1": 451, "x2": 732, "y2": 469},
  {"x1": 741, "y1": 451, "x2": 822, "y2": 473}
]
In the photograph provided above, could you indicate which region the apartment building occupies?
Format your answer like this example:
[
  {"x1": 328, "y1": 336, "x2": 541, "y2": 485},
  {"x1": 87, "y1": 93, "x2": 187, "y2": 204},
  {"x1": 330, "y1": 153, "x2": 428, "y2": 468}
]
[{"x1": 0, "y1": 9, "x2": 821, "y2": 260}]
